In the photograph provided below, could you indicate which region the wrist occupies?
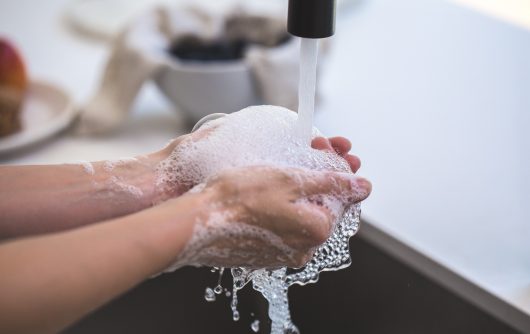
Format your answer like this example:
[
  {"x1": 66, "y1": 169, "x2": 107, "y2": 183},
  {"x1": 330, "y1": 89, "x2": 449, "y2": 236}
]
[
  {"x1": 142, "y1": 189, "x2": 216, "y2": 272},
  {"x1": 92, "y1": 134, "x2": 191, "y2": 214},
  {"x1": 147, "y1": 137, "x2": 189, "y2": 202},
  {"x1": 89, "y1": 155, "x2": 161, "y2": 212}
]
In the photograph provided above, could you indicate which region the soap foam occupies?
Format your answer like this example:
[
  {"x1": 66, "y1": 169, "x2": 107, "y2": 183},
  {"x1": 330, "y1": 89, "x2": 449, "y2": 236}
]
[
  {"x1": 103, "y1": 158, "x2": 138, "y2": 172},
  {"x1": 163, "y1": 209, "x2": 297, "y2": 272},
  {"x1": 79, "y1": 161, "x2": 95, "y2": 175},
  {"x1": 156, "y1": 106, "x2": 362, "y2": 334},
  {"x1": 108, "y1": 176, "x2": 144, "y2": 198},
  {"x1": 156, "y1": 105, "x2": 351, "y2": 194}
]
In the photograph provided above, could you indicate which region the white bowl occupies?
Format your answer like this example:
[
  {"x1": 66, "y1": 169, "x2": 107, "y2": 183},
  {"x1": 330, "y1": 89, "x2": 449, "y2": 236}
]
[{"x1": 154, "y1": 58, "x2": 260, "y2": 122}]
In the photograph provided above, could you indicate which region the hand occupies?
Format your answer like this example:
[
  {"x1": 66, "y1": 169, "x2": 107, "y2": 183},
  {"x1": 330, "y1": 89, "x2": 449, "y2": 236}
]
[{"x1": 171, "y1": 165, "x2": 371, "y2": 270}]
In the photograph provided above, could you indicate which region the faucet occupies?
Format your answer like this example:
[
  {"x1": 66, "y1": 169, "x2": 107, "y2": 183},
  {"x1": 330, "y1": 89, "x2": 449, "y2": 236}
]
[{"x1": 287, "y1": 0, "x2": 337, "y2": 39}]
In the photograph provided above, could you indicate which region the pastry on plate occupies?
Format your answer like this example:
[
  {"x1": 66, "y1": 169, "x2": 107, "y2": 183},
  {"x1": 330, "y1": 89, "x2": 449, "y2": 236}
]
[{"x1": 0, "y1": 38, "x2": 28, "y2": 137}]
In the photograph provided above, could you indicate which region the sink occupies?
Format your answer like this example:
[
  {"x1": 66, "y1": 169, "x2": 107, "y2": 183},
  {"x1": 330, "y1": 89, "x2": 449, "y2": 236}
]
[{"x1": 63, "y1": 235, "x2": 523, "y2": 334}]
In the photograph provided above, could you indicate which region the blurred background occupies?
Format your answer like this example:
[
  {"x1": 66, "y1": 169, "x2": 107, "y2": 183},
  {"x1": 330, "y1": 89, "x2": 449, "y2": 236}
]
[{"x1": 1, "y1": 0, "x2": 529, "y2": 333}]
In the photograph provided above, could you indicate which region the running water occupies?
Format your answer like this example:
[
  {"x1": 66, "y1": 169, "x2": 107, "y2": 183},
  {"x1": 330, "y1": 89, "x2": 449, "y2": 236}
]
[
  {"x1": 296, "y1": 38, "x2": 319, "y2": 145},
  {"x1": 195, "y1": 38, "x2": 362, "y2": 334}
]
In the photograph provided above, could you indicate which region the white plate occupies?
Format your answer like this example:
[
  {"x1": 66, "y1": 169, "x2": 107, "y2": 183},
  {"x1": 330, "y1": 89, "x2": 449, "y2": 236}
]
[{"x1": 0, "y1": 80, "x2": 76, "y2": 154}]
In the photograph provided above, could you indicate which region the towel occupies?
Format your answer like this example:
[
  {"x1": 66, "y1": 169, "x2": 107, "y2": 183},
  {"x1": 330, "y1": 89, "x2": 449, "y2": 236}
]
[{"x1": 76, "y1": 4, "x2": 312, "y2": 135}]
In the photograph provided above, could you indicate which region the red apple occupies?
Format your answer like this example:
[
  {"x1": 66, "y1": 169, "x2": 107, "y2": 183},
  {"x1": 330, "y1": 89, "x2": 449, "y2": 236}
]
[
  {"x1": 0, "y1": 38, "x2": 27, "y2": 137},
  {"x1": 0, "y1": 38, "x2": 28, "y2": 92}
]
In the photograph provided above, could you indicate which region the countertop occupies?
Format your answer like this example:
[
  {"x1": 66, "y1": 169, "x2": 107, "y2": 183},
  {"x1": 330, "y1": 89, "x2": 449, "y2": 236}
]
[
  {"x1": 1, "y1": 0, "x2": 529, "y2": 332},
  {"x1": 315, "y1": 0, "x2": 530, "y2": 331}
]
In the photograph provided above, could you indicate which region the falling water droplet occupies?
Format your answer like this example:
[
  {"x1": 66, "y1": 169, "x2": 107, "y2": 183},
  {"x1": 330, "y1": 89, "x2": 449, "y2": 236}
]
[
  {"x1": 214, "y1": 285, "x2": 223, "y2": 295},
  {"x1": 204, "y1": 287, "x2": 216, "y2": 302},
  {"x1": 251, "y1": 319, "x2": 260, "y2": 332},
  {"x1": 233, "y1": 310, "x2": 240, "y2": 322}
]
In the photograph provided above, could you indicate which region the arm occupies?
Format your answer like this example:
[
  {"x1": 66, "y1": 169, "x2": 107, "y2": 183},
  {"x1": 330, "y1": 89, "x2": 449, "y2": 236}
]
[
  {"x1": 0, "y1": 166, "x2": 371, "y2": 334},
  {"x1": 0, "y1": 133, "x2": 359, "y2": 240},
  {"x1": 0, "y1": 130, "x2": 207, "y2": 239},
  {"x1": 0, "y1": 191, "x2": 205, "y2": 334},
  {"x1": 0, "y1": 151, "x2": 176, "y2": 239}
]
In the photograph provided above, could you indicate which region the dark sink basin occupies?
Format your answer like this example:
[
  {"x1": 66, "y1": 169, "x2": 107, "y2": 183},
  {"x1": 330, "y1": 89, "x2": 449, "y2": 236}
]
[{"x1": 63, "y1": 234, "x2": 523, "y2": 334}]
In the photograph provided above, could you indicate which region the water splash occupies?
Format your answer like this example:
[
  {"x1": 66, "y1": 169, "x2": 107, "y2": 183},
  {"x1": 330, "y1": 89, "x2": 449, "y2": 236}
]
[{"x1": 212, "y1": 204, "x2": 361, "y2": 333}]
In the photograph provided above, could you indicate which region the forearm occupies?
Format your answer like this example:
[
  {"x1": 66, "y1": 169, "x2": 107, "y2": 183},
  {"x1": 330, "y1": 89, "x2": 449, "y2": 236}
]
[
  {"x1": 0, "y1": 192, "x2": 204, "y2": 334},
  {"x1": 0, "y1": 152, "x2": 175, "y2": 239}
]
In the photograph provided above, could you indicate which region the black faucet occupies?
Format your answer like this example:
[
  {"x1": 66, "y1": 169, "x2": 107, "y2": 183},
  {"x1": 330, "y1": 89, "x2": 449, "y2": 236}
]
[{"x1": 288, "y1": 0, "x2": 337, "y2": 39}]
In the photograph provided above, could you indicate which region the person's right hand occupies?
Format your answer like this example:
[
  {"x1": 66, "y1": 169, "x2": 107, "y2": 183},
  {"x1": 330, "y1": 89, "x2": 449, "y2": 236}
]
[{"x1": 173, "y1": 165, "x2": 371, "y2": 270}]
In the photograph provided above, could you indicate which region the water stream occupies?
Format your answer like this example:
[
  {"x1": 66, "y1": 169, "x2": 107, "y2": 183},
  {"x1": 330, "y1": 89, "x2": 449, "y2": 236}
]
[{"x1": 296, "y1": 38, "x2": 319, "y2": 144}]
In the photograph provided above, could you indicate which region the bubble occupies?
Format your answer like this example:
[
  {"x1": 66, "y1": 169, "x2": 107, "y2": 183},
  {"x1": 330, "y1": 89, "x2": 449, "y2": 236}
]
[
  {"x1": 78, "y1": 161, "x2": 95, "y2": 175},
  {"x1": 214, "y1": 285, "x2": 223, "y2": 295}
]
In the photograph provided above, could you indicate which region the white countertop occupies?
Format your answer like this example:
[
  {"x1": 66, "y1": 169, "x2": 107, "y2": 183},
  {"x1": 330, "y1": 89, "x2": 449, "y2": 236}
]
[
  {"x1": 315, "y1": 0, "x2": 530, "y2": 329},
  {"x1": 1, "y1": 0, "x2": 529, "y2": 331}
]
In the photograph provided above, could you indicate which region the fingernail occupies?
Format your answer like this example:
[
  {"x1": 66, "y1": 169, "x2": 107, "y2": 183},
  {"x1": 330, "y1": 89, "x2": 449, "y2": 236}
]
[{"x1": 355, "y1": 177, "x2": 372, "y2": 195}]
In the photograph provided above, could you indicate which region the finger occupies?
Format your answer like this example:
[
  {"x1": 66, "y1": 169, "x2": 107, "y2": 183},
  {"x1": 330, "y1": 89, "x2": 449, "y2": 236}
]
[
  {"x1": 298, "y1": 170, "x2": 372, "y2": 203},
  {"x1": 328, "y1": 136, "x2": 352, "y2": 156},
  {"x1": 344, "y1": 154, "x2": 361, "y2": 173},
  {"x1": 311, "y1": 136, "x2": 333, "y2": 151}
]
